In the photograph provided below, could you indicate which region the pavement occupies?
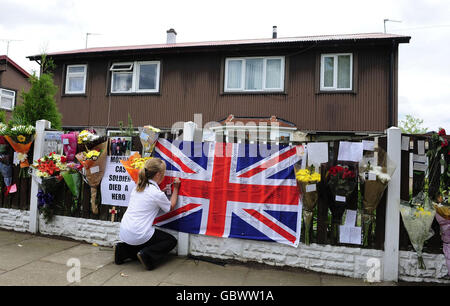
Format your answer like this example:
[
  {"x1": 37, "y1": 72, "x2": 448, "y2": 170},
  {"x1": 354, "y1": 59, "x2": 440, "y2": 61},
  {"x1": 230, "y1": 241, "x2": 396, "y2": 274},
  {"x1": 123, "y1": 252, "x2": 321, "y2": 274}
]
[{"x1": 0, "y1": 229, "x2": 432, "y2": 286}]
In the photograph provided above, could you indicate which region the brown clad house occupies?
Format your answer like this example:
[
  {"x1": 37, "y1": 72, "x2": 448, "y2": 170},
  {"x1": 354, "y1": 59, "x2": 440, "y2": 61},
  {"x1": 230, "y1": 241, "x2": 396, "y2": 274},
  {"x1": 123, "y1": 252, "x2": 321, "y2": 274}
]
[
  {"x1": 27, "y1": 30, "x2": 410, "y2": 135},
  {"x1": 0, "y1": 55, "x2": 31, "y2": 116}
]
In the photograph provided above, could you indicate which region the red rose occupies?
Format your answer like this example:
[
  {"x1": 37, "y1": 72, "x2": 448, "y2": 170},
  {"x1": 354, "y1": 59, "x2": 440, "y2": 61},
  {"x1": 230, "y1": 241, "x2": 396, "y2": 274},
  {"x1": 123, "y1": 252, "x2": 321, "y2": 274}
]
[
  {"x1": 438, "y1": 128, "x2": 446, "y2": 136},
  {"x1": 442, "y1": 139, "x2": 448, "y2": 148},
  {"x1": 60, "y1": 156, "x2": 67, "y2": 163}
]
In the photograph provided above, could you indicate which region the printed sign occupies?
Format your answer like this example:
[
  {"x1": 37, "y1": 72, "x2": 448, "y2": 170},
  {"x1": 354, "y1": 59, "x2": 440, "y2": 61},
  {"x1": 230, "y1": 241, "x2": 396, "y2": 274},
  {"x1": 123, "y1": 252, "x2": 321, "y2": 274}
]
[
  {"x1": 43, "y1": 131, "x2": 64, "y2": 156},
  {"x1": 100, "y1": 156, "x2": 136, "y2": 207}
]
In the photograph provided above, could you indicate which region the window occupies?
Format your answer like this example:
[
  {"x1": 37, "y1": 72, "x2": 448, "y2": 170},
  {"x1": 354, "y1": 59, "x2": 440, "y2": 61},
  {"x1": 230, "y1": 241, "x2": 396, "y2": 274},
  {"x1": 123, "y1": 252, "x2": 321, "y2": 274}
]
[
  {"x1": 110, "y1": 61, "x2": 160, "y2": 93},
  {"x1": 224, "y1": 57, "x2": 284, "y2": 92},
  {"x1": 0, "y1": 88, "x2": 15, "y2": 110},
  {"x1": 320, "y1": 53, "x2": 353, "y2": 91},
  {"x1": 65, "y1": 65, "x2": 87, "y2": 94}
]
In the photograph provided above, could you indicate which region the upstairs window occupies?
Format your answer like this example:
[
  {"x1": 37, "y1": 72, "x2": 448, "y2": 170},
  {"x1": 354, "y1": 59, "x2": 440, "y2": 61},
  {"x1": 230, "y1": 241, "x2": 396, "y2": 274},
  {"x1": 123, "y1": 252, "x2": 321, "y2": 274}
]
[
  {"x1": 0, "y1": 88, "x2": 15, "y2": 110},
  {"x1": 320, "y1": 53, "x2": 353, "y2": 91},
  {"x1": 224, "y1": 57, "x2": 284, "y2": 92},
  {"x1": 110, "y1": 61, "x2": 160, "y2": 93},
  {"x1": 65, "y1": 65, "x2": 87, "y2": 94}
]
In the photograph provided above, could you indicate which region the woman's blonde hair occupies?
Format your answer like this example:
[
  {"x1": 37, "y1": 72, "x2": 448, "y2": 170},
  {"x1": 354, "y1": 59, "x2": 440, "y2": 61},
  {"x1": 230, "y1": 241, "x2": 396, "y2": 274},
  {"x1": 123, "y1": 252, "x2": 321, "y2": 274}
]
[{"x1": 136, "y1": 158, "x2": 166, "y2": 192}]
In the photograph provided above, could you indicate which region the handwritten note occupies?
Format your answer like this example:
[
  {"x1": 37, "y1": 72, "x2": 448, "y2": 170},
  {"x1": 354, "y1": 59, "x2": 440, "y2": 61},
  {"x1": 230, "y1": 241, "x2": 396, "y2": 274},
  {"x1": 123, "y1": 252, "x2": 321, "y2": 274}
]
[
  {"x1": 339, "y1": 226, "x2": 362, "y2": 245},
  {"x1": 362, "y1": 140, "x2": 375, "y2": 151},
  {"x1": 401, "y1": 136, "x2": 410, "y2": 151},
  {"x1": 306, "y1": 142, "x2": 328, "y2": 168},
  {"x1": 306, "y1": 184, "x2": 317, "y2": 193},
  {"x1": 338, "y1": 141, "x2": 363, "y2": 162},
  {"x1": 344, "y1": 210, "x2": 357, "y2": 226},
  {"x1": 417, "y1": 140, "x2": 425, "y2": 155}
]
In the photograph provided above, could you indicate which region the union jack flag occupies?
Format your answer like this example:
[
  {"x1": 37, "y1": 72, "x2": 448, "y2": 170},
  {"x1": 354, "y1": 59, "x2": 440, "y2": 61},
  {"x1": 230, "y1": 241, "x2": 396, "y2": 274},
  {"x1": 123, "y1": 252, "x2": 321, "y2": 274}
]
[{"x1": 153, "y1": 138, "x2": 303, "y2": 247}]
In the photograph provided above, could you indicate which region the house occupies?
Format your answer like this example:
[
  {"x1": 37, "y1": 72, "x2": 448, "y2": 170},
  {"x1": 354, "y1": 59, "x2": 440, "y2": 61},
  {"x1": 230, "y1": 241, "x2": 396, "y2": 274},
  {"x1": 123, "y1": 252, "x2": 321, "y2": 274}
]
[
  {"x1": 27, "y1": 30, "x2": 410, "y2": 137},
  {"x1": 0, "y1": 55, "x2": 31, "y2": 116}
]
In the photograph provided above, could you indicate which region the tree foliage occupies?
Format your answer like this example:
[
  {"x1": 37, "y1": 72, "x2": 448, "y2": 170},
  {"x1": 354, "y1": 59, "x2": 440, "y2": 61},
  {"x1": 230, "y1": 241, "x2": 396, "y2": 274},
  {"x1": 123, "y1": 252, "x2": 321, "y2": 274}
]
[
  {"x1": 10, "y1": 54, "x2": 62, "y2": 130},
  {"x1": 399, "y1": 114, "x2": 428, "y2": 134}
]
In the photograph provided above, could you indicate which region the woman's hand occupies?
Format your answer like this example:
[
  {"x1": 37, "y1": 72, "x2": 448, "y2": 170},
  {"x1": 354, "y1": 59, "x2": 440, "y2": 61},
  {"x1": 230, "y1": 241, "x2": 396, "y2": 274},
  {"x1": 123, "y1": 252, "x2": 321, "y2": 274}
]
[{"x1": 173, "y1": 178, "x2": 181, "y2": 190}]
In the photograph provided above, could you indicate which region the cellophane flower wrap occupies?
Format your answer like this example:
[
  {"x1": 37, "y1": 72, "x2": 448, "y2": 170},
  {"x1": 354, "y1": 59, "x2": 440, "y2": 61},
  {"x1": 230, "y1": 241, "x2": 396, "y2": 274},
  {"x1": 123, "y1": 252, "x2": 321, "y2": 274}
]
[
  {"x1": 61, "y1": 132, "x2": 78, "y2": 162},
  {"x1": 326, "y1": 164, "x2": 357, "y2": 242},
  {"x1": 75, "y1": 130, "x2": 108, "y2": 215},
  {"x1": 32, "y1": 152, "x2": 68, "y2": 223},
  {"x1": 138, "y1": 125, "x2": 160, "y2": 156},
  {"x1": 120, "y1": 152, "x2": 152, "y2": 184},
  {"x1": 295, "y1": 164, "x2": 321, "y2": 245},
  {"x1": 400, "y1": 191, "x2": 436, "y2": 269},
  {"x1": 3, "y1": 124, "x2": 36, "y2": 176},
  {"x1": 435, "y1": 203, "x2": 450, "y2": 277},
  {"x1": 61, "y1": 163, "x2": 82, "y2": 214},
  {"x1": 359, "y1": 148, "x2": 396, "y2": 246}
]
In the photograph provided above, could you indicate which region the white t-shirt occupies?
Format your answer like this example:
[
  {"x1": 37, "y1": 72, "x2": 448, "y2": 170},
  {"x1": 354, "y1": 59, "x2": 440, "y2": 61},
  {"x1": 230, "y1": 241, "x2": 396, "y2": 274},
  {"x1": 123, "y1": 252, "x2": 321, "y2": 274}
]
[{"x1": 119, "y1": 180, "x2": 171, "y2": 245}]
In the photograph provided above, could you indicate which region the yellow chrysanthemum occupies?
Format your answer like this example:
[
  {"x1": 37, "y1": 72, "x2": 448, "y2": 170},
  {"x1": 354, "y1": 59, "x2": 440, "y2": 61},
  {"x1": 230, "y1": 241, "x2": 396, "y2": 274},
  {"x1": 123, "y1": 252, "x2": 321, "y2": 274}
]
[
  {"x1": 295, "y1": 169, "x2": 321, "y2": 183},
  {"x1": 131, "y1": 157, "x2": 152, "y2": 169}
]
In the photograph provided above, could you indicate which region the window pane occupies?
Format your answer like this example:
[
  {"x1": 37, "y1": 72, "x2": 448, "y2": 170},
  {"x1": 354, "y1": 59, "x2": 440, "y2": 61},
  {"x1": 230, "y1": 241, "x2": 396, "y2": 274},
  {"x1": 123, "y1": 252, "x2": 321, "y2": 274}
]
[
  {"x1": 138, "y1": 64, "x2": 157, "y2": 90},
  {"x1": 1, "y1": 90, "x2": 14, "y2": 97},
  {"x1": 265, "y1": 59, "x2": 282, "y2": 89},
  {"x1": 245, "y1": 59, "x2": 263, "y2": 90},
  {"x1": 0, "y1": 97, "x2": 13, "y2": 109},
  {"x1": 68, "y1": 76, "x2": 85, "y2": 92},
  {"x1": 337, "y1": 55, "x2": 351, "y2": 89},
  {"x1": 323, "y1": 57, "x2": 334, "y2": 87},
  {"x1": 112, "y1": 73, "x2": 132, "y2": 92},
  {"x1": 226, "y1": 60, "x2": 242, "y2": 89},
  {"x1": 68, "y1": 66, "x2": 85, "y2": 74}
]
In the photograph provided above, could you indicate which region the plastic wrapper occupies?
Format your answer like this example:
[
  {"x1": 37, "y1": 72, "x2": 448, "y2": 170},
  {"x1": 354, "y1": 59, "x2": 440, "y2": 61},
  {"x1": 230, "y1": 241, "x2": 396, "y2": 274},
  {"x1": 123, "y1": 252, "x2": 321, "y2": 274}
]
[
  {"x1": 400, "y1": 192, "x2": 436, "y2": 269},
  {"x1": 295, "y1": 164, "x2": 320, "y2": 245},
  {"x1": 38, "y1": 176, "x2": 64, "y2": 223},
  {"x1": 138, "y1": 125, "x2": 160, "y2": 156},
  {"x1": 61, "y1": 169, "x2": 82, "y2": 214},
  {"x1": 61, "y1": 132, "x2": 78, "y2": 162},
  {"x1": 326, "y1": 163, "x2": 358, "y2": 241},
  {"x1": 435, "y1": 213, "x2": 450, "y2": 276},
  {"x1": 76, "y1": 140, "x2": 108, "y2": 214},
  {"x1": 359, "y1": 147, "x2": 396, "y2": 246},
  {"x1": 5, "y1": 135, "x2": 34, "y2": 169}
]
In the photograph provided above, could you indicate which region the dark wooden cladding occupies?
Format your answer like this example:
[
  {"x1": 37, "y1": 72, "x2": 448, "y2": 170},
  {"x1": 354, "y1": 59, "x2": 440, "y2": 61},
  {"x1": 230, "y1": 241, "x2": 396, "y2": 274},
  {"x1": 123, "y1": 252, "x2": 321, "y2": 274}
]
[{"x1": 52, "y1": 44, "x2": 398, "y2": 132}]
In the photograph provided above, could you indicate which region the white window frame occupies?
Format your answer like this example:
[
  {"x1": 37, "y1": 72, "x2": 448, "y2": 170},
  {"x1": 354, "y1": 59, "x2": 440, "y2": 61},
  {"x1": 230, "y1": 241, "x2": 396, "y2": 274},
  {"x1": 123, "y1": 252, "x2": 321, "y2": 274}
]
[
  {"x1": 320, "y1": 53, "x2": 353, "y2": 91},
  {"x1": 0, "y1": 88, "x2": 16, "y2": 110},
  {"x1": 224, "y1": 56, "x2": 285, "y2": 92},
  {"x1": 110, "y1": 61, "x2": 160, "y2": 94},
  {"x1": 65, "y1": 64, "x2": 87, "y2": 94}
]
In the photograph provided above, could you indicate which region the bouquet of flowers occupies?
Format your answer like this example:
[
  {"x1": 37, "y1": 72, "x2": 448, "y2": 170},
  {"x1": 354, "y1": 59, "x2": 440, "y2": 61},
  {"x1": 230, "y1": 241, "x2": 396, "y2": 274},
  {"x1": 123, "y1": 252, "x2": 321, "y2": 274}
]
[
  {"x1": 120, "y1": 152, "x2": 153, "y2": 183},
  {"x1": 75, "y1": 130, "x2": 108, "y2": 214},
  {"x1": 61, "y1": 163, "x2": 82, "y2": 214},
  {"x1": 32, "y1": 152, "x2": 68, "y2": 222},
  {"x1": 295, "y1": 165, "x2": 321, "y2": 245},
  {"x1": 61, "y1": 132, "x2": 78, "y2": 162},
  {"x1": 400, "y1": 191, "x2": 436, "y2": 269},
  {"x1": 359, "y1": 148, "x2": 396, "y2": 246},
  {"x1": 434, "y1": 191, "x2": 450, "y2": 278},
  {"x1": 3, "y1": 124, "x2": 36, "y2": 177},
  {"x1": 326, "y1": 164, "x2": 358, "y2": 241},
  {"x1": 0, "y1": 133, "x2": 15, "y2": 195},
  {"x1": 139, "y1": 125, "x2": 160, "y2": 156}
]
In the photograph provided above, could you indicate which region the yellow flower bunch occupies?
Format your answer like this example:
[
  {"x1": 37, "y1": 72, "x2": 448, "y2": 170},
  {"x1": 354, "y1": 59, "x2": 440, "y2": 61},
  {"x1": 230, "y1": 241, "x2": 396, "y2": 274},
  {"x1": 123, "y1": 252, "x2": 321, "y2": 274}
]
[
  {"x1": 77, "y1": 130, "x2": 99, "y2": 144},
  {"x1": 414, "y1": 206, "x2": 432, "y2": 217},
  {"x1": 131, "y1": 157, "x2": 152, "y2": 169},
  {"x1": 296, "y1": 168, "x2": 321, "y2": 183},
  {"x1": 85, "y1": 150, "x2": 101, "y2": 160}
]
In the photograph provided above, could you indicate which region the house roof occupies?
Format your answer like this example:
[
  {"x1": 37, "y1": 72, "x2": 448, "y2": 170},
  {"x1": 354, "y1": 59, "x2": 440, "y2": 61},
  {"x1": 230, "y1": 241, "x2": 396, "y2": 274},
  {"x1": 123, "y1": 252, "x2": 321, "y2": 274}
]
[
  {"x1": 0, "y1": 55, "x2": 31, "y2": 78},
  {"x1": 27, "y1": 32, "x2": 411, "y2": 60}
]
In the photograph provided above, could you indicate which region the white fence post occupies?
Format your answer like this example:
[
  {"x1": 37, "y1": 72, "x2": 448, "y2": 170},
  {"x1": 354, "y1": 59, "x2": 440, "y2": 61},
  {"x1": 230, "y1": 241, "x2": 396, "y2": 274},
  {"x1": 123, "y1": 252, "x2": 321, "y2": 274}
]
[
  {"x1": 383, "y1": 127, "x2": 401, "y2": 282},
  {"x1": 29, "y1": 120, "x2": 51, "y2": 233},
  {"x1": 175, "y1": 121, "x2": 197, "y2": 256}
]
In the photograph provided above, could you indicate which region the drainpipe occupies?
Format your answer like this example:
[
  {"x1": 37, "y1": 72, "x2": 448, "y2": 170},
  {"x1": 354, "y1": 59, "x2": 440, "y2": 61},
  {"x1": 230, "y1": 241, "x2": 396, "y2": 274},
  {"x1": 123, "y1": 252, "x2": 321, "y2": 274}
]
[{"x1": 388, "y1": 41, "x2": 395, "y2": 128}]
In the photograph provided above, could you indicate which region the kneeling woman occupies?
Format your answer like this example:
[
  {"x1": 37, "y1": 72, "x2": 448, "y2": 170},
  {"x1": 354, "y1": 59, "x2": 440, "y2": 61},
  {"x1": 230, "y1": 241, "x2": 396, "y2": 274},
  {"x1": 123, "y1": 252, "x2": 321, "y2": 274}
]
[{"x1": 115, "y1": 158, "x2": 180, "y2": 270}]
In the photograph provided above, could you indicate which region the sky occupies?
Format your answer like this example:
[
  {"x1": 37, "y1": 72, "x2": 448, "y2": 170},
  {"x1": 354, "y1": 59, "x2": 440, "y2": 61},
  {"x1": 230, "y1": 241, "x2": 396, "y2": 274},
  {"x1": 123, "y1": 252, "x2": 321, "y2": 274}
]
[{"x1": 0, "y1": 0, "x2": 449, "y2": 131}]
